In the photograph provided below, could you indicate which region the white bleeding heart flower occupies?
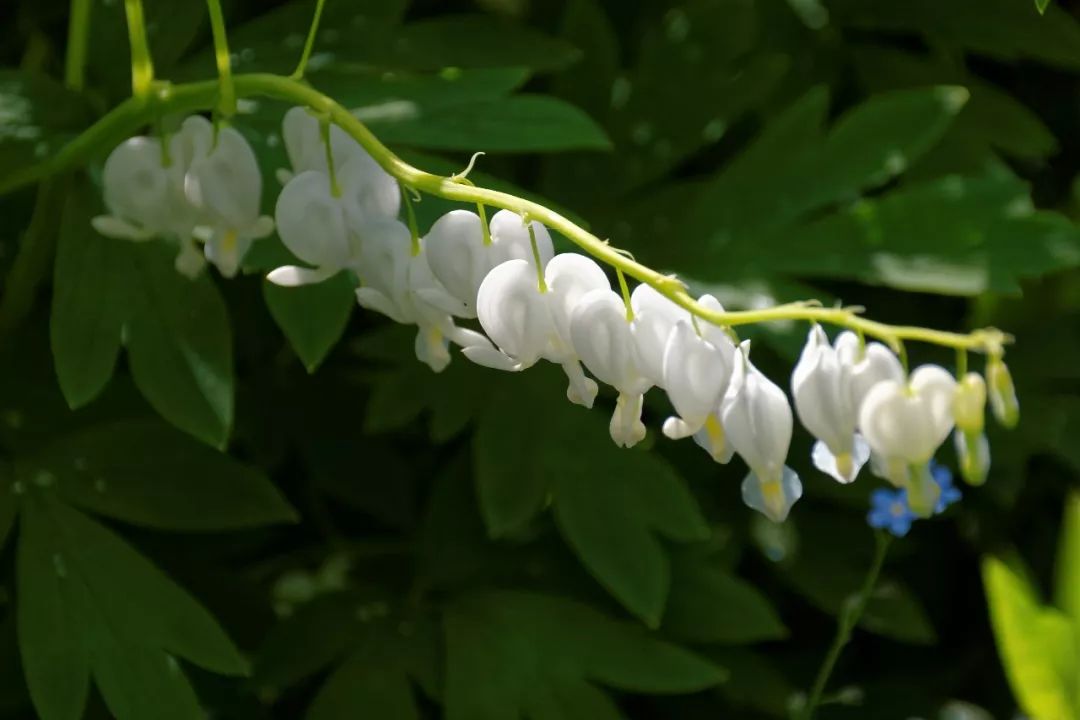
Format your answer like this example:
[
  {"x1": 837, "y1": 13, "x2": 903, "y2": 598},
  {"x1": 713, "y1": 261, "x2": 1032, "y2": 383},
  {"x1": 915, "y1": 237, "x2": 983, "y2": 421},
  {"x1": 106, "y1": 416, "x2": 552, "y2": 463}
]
[
  {"x1": 353, "y1": 219, "x2": 488, "y2": 372},
  {"x1": 425, "y1": 209, "x2": 554, "y2": 318},
  {"x1": 269, "y1": 170, "x2": 358, "y2": 287},
  {"x1": 859, "y1": 364, "x2": 957, "y2": 515},
  {"x1": 465, "y1": 253, "x2": 607, "y2": 408},
  {"x1": 859, "y1": 364, "x2": 957, "y2": 468},
  {"x1": 571, "y1": 288, "x2": 650, "y2": 448},
  {"x1": 662, "y1": 295, "x2": 736, "y2": 457},
  {"x1": 279, "y1": 108, "x2": 400, "y2": 218},
  {"x1": 93, "y1": 136, "x2": 183, "y2": 241},
  {"x1": 465, "y1": 258, "x2": 553, "y2": 374},
  {"x1": 630, "y1": 283, "x2": 687, "y2": 389},
  {"x1": 542, "y1": 253, "x2": 610, "y2": 407},
  {"x1": 792, "y1": 325, "x2": 870, "y2": 484},
  {"x1": 722, "y1": 341, "x2": 801, "y2": 522},
  {"x1": 184, "y1": 118, "x2": 274, "y2": 277},
  {"x1": 835, "y1": 331, "x2": 906, "y2": 413}
]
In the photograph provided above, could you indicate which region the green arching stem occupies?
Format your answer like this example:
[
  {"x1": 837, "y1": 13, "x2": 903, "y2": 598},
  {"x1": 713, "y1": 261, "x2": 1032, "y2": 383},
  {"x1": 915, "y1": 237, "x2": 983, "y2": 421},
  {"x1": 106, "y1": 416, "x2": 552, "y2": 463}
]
[
  {"x1": 477, "y1": 203, "x2": 492, "y2": 246},
  {"x1": 616, "y1": 268, "x2": 634, "y2": 321},
  {"x1": 64, "y1": 0, "x2": 92, "y2": 90},
  {"x1": 204, "y1": 0, "x2": 237, "y2": 116},
  {"x1": 525, "y1": 217, "x2": 548, "y2": 293},
  {"x1": 402, "y1": 188, "x2": 421, "y2": 256},
  {"x1": 123, "y1": 0, "x2": 154, "y2": 98},
  {"x1": 799, "y1": 532, "x2": 893, "y2": 720},
  {"x1": 0, "y1": 72, "x2": 1008, "y2": 355},
  {"x1": 291, "y1": 0, "x2": 329, "y2": 80}
]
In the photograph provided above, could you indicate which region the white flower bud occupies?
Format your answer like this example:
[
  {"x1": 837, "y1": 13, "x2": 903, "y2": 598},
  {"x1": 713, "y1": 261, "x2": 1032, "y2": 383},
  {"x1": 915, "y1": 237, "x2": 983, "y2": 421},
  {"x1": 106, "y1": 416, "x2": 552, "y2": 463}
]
[
  {"x1": 986, "y1": 356, "x2": 1019, "y2": 429},
  {"x1": 955, "y1": 430, "x2": 990, "y2": 486},
  {"x1": 953, "y1": 372, "x2": 987, "y2": 435}
]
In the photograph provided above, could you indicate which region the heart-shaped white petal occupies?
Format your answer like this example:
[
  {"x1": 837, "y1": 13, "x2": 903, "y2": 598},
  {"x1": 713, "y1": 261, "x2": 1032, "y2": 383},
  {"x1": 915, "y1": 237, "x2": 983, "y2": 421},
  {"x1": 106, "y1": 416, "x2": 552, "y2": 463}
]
[
  {"x1": 835, "y1": 331, "x2": 905, "y2": 414},
  {"x1": 544, "y1": 253, "x2": 610, "y2": 357},
  {"x1": 630, "y1": 283, "x2": 687, "y2": 388},
  {"x1": 792, "y1": 326, "x2": 865, "y2": 482},
  {"x1": 355, "y1": 219, "x2": 412, "y2": 316},
  {"x1": 662, "y1": 319, "x2": 733, "y2": 438},
  {"x1": 100, "y1": 136, "x2": 175, "y2": 237},
  {"x1": 474, "y1": 259, "x2": 553, "y2": 370},
  {"x1": 722, "y1": 341, "x2": 794, "y2": 482},
  {"x1": 424, "y1": 210, "x2": 489, "y2": 317},
  {"x1": 488, "y1": 210, "x2": 554, "y2": 269},
  {"x1": 275, "y1": 171, "x2": 356, "y2": 271},
  {"x1": 858, "y1": 364, "x2": 957, "y2": 464},
  {"x1": 336, "y1": 151, "x2": 400, "y2": 223},
  {"x1": 185, "y1": 125, "x2": 263, "y2": 229},
  {"x1": 571, "y1": 288, "x2": 646, "y2": 394},
  {"x1": 282, "y1": 106, "x2": 360, "y2": 175}
]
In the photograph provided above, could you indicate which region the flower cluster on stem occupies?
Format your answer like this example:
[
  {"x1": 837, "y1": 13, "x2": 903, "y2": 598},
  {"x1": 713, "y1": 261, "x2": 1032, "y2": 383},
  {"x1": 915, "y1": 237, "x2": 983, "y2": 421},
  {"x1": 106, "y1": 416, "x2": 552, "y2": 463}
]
[{"x1": 92, "y1": 102, "x2": 1020, "y2": 523}]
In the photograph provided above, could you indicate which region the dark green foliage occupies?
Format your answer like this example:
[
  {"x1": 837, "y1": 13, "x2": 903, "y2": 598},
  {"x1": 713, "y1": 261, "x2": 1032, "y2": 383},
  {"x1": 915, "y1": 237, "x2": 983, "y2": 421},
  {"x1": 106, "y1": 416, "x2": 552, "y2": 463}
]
[{"x1": 2, "y1": 0, "x2": 1080, "y2": 718}]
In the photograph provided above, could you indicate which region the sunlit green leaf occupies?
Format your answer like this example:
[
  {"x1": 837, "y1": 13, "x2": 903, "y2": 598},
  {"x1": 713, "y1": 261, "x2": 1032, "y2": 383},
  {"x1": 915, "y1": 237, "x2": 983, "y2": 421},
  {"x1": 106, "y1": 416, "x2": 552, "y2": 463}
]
[
  {"x1": 264, "y1": 273, "x2": 355, "y2": 373},
  {"x1": 983, "y1": 554, "x2": 1079, "y2": 720}
]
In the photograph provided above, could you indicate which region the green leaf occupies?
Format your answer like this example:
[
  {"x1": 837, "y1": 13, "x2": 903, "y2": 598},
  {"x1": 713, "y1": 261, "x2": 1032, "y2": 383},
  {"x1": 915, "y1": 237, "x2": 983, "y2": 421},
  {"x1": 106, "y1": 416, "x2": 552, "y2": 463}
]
[
  {"x1": 17, "y1": 499, "x2": 248, "y2": 720},
  {"x1": 182, "y1": 8, "x2": 573, "y2": 79},
  {"x1": 0, "y1": 71, "x2": 92, "y2": 188},
  {"x1": 546, "y1": 0, "x2": 785, "y2": 199},
  {"x1": 264, "y1": 273, "x2": 355, "y2": 372},
  {"x1": 50, "y1": 177, "x2": 130, "y2": 409},
  {"x1": 125, "y1": 244, "x2": 234, "y2": 447},
  {"x1": 443, "y1": 590, "x2": 723, "y2": 720},
  {"x1": 307, "y1": 658, "x2": 420, "y2": 720},
  {"x1": 18, "y1": 419, "x2": 296, "y2": 532},
  {"x1": 781, "y1": 514, "x2": 936, "y2": 644},
  {"x1": 830, "y1": 0, "x2": 1080, "y2": 70},
  {"x1": 16, "y1": 500, "x2": 91, "y2": 720},
  {"x1": 381, "y1": 15, "x2": 581, "y2": 72},
  {"x1": 709, "y1": 647, "x2": 794, "y2": 717},
  {"x1": 253, "y1": 595, "x2": 357, "y2": 692},
  {"x1": 663, "y1": 553, "x2": 788, "y2": 644},
  {"x1": 682, "y1": 86, "x2": 967, "y2": 250},
  {"x1": 983, "y1": 554, "x2": 1079, "y2": 720},
  {"x1": 360, "y1": 326, "x2": 495, "y2": 443},
  {"x1": 1036, "y1": 0, "x2": 1052, "y2": 13},
  {"x1": 475, "y1": 372, "x2": 709, "y2": 625},
  {"x1": 363, "y1": 95, "x2": 611, "y2": 153},
  {"x1": 1055, "y1": 491, "x2": 1080, "y2": 630}
]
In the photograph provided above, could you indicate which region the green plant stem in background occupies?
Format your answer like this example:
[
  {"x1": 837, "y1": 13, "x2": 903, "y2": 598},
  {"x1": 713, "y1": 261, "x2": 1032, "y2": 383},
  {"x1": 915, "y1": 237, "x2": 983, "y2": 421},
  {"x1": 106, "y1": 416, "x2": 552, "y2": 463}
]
[
  {"x1": 204, "y1": 0, "x2": 237, "y2": 116},
  {"x1": 0, "y1": 73, "x2": 1008, "y2": 356},
  {"x1": 122, "y1": 0, "x2": 154, "y2": 98},
  {"x1": 64, "y1": 0, "x2": 92, "y2": 91},
  {"x1": 0, "y1": 0, "x2": 93, "y2": 336},
  {"x1": 291, "y1": 0, "x2": 329, "y2": 80},
  {"x1": 799, "y1": 532, "x2": 893, "y2": 720}
]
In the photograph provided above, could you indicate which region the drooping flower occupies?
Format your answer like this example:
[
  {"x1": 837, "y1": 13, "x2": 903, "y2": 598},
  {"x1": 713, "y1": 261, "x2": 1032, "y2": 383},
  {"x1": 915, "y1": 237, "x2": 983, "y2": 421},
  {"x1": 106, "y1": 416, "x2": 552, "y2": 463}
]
[
  {"x1": 630, "y1": 283, "x2": 687, "y2": 389},
  {"x1": 424, "y1": 209, "x2": 554, "y2": 318},
  {"x1": 722, "y1": 341, "x2": 802, "y2": 522},
  {"x1": 859, "y1": 364, "x2": 957, "y2": 475},
  {"x1": 184, "y1": 117, "x2": 274, "y2": 277},
  {"x1": 792, "y1": 326, "x2": 871, "y2": 484},
  {"x1": 661, "y1": 295, "x2": 736, "y2": 462},
  {"x1": 466, "y1": 253, "x2": 608, "y2": 408},
  {"x1": 859, "y1": 364, "x2": 957, "y2": 516},
  {"x1": 953, "y1": 372, "x2": 990, "y2": 486},
  {"x1": 269, "y1": 170, "x2": 358, "y2": 286},
  {"x1": 279, "y1": 107, "x2": 400, "y2": 220},
  {"x1": 352, "y1": 219, "x2": 488, "y2": 372},
  {"x1": 571, "y1": 288, "x2": 651, "y2": 447},
  {"x1": 835, "y1": 332, "x2": 906, "y2": 412}
]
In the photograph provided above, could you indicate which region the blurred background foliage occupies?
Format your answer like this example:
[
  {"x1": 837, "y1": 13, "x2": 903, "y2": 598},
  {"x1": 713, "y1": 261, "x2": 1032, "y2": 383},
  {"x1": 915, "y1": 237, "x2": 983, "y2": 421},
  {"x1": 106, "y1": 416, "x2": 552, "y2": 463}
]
[{"x1": 1, "y1": 0, "x2": 1080, "y2": 718}]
